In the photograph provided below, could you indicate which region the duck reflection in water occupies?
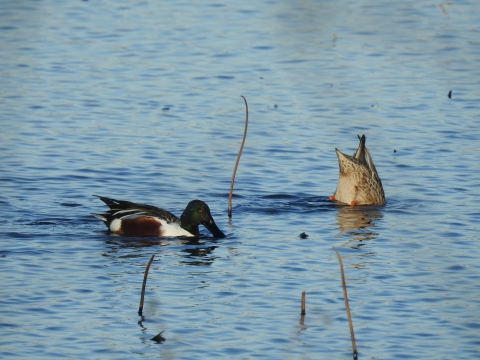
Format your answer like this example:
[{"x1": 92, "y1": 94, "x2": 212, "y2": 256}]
[
  {"x1": 179, "y1": 242, "x2": 218, "y2": 266},
  {"x1": 335, "y1": 205, "x2": 383, "y2": 248},
  {"x1": 101, "y1": 237, "x2": 219, "y2": 267}
]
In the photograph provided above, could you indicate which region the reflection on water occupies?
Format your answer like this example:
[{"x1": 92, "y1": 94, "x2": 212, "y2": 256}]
[
  {"x1": 179, "y1": 244, "x2": 218, "y2": 266},
  {"x1": 334, "y1": 205, "x2": 383, "y2": 247},
  {"x1": 103, "y1": 237, "x2": 166, "y2": 251},
  {"x1": 101, "y1": 236, "x2": 219, "y2": 266}
]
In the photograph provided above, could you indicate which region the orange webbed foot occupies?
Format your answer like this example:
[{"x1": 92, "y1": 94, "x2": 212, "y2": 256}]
[
  {"x1": 350, "y1": 201, "x2": 357, "y2": 206},
  {"x1": 329, "y1": 195, "x2": 335, "y2": 201}
]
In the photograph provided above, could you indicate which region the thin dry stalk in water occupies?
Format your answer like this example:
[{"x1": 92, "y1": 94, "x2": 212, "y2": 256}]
[
  {"x1": 138, "y1": 254, "x2": 155, "y2": 316},
  {"x1": 299, "y1": 291, "x2": 306, "y2": 326},
  {"x1": 301, "y1": 291, "x2": 306, "y2": 315},
  {"x1": 228, "y1": 95, "x2": 249, "y2": 218},
  {"x1": 333, "y1": 246, "x2": 358, "y2": 359}
]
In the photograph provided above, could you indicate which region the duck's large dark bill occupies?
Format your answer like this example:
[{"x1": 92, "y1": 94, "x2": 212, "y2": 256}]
[{"x1": 204, "y1": 219, "x2": 226, "y2": 238}]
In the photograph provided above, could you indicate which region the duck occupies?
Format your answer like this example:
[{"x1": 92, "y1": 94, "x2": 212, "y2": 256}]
[
  {"x1": 329, "y1": 134, "x2": 385, "y2": 206},
  {"x1": 92, "y1": 196, "x2": 226, "y2": 238}
]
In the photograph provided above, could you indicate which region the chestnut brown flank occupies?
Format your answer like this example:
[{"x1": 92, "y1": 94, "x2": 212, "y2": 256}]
[{"x1": 120, "y1": 217, "x2": 162, "y2": 237}]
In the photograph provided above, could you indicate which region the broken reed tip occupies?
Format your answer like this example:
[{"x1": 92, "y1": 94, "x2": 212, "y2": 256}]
[{"x1": 151, "y1": 330, "x2": 165, "y2": 343}]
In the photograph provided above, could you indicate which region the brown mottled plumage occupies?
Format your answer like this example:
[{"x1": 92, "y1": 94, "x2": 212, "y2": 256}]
[{"x1": 330, "y1": 135, "x2": 385, "y2": 206}]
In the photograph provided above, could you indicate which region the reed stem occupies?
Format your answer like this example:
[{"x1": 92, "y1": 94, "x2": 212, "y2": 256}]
[
  {"x1": 138, "y1": 254, "x2": 155, "y2": 316},
  {"x1": 333, "y1": 246, "x2": 357, "y2": 359},
  {"x1": 228, "y1": 95, "x2": 249, "y2": 218},
  {"x1": 301, "y1": 291, "x2": 306, "y2": 315}
]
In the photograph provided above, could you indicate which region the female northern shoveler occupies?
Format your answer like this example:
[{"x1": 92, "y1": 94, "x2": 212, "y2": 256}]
[
  {"x1": 329, "y1": 135, "x2": 385, "y2": 206},
  {"x1": 92, "y1": 196, "x2": 226, "y2": 238}
]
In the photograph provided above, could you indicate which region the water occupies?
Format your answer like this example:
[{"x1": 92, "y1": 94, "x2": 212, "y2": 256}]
[{"x1": 1, "y1": 0, "x2": 480, "y2": 358}]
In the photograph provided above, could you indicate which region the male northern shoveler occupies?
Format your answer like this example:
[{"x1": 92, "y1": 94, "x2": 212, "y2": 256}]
[
  {"x1": 329, "y1": 135, "x2": 385, "y2": 206},
  {"x1": 92, "y1": 196, "x2": 226, "y2": 238}
]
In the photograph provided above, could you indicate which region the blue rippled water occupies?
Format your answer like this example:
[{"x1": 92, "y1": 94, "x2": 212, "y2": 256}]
[{"x1": 1, "y1": 0, "x2": 480, "y2": 359}]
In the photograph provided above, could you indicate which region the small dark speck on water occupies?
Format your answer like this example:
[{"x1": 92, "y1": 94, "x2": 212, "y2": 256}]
[
  {"x1": 299, "y1": 232, "x2": 308, "y2": 239},
  {"x1": 448, "y1": 90, "x2": 452, "y2": 98},
  {"x1": 162, "y1": 107, "x2": 170, "y2": 111},
  {"x1": 274, "y1": 104, "x2": 278, "y2": 108},
  {"x1": 60, "y1": 202, "x2": 81, "y2": 207},
  {"x1": 394, "y1": 149, "x2": 397, "y2": 153},
  {"x1": 259, "y1": 76, "x2": 264, "y2": 79}
]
